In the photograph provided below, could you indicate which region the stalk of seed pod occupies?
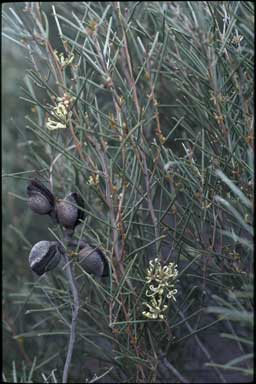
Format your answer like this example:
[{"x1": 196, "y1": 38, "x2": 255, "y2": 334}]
[
  {"x1": 56, "y1": 192, "x2": 85, "y2": 233},
  {"x1": 78, "y1": 243, "x2": 109, "y2": 277},
  {"x1": 29, "y1": 240, "x2": 64, "y2": 276},
  {"x1": 27, "y1": 179, "x2": 55, "y2": 217}
]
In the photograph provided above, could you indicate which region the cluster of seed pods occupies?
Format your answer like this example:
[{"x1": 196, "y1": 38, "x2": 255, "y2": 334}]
[{"x1": 27, "y1": 179, "x2": 108, "y2": 277}]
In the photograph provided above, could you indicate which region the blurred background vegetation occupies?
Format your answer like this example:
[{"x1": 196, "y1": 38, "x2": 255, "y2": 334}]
[{"x1": 2, "y1": 2, "x2": 254, "y2": 383}]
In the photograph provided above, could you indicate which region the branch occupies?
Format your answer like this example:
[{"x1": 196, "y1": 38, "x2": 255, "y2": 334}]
[
  {"x1": 142, "y1": 153, "x2": 160, "y2": 256},
  {"x1": 62, "y1": 253, "x2": 80, "y2": 383}
]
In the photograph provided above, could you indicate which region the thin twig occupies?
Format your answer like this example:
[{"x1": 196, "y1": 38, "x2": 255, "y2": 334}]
[
  {"x1": 142, "y1": 153, "x2": 160, "y2": 256},
  {"x1": 89, "y1": 366, "x2": 114, "y2": 383},
  {"x1": 114, "y1": 2, "x2": 160, "y2": 260},
  {"x1": 62, "y1": 253, "x2": 80, "y2": 383}
]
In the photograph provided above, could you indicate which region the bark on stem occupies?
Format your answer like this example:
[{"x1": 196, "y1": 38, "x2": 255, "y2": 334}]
[{"x1": 62, "y1": 252, "x2": 80, "y2": 383}]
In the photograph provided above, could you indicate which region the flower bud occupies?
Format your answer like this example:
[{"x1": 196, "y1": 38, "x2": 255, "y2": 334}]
[
  {"x1": 56, "y1": 192, "x2": 84, "y2": 229},
  {"x1": 27, "y1": 179, "x2": 55, "y2": 215},
  {"x1": 78, "y1": 243, "x2": 109, "y2": 277},
  {"x1": 29, "y1": 240, "x2": 63, "y2": 276}
]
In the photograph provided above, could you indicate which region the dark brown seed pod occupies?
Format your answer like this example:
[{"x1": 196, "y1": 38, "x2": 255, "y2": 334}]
[
  {"x1": 29, "y1": 240, "x2": 63, "y2": 276},
  {"x1": 27, "y1": 179, "x2": 55, "y2": 215},
  {"x1": 56, "y1": 192, "x2": 84, "y2": 230},
  {"x1": 78, "y1": 243, "x2": 109, "y2": 277}
]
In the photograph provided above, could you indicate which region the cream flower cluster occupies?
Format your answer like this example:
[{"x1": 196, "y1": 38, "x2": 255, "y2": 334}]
[
  {"x1": 88, "y1": 174, "x2": 100, "y2": 186},
  {"x1": 53, "y1": 50, "x2": 74, "y2": 67},
  {"x1": 46, "y1": 94, "x2": 74, "y2": 131},
  {"x1": 142, "y1": 258, "x2": 178, "y2": 320}
]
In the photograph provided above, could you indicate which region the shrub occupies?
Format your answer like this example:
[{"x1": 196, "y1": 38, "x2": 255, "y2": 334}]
[{"x1": 3, "y1": 2, "x2": 253, "y2": 382}]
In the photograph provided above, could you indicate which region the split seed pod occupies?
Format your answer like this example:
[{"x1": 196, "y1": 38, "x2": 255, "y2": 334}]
[
  {"x1": 29, "y1": 240, "x2": 63, "y2": 276},
  {"x1": 78, "y1": 243, "x2": 109, "y2": 277},
  {"x1": 27, "y1": 179, "x2": 55, "y2": 215},
  {"x1": 56, "y1": 192, "x2": 84, "y2": 230}
]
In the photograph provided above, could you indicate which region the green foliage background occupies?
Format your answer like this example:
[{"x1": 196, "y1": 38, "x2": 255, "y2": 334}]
[{"x1": 2, "y1": 2, "x2": 254, "y2": 383}]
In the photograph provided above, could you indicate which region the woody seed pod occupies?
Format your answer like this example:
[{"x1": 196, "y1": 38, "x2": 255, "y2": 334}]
[
  {"x1": 29, "y1": 240, "x2": 63, "y2": 276},
  {"x1": 56, "y1": 192, "x2": 84, "y2": 229},
  {"x1": 78, "y1": 243, "x2": 109, "y2": 277},
  {"x1": 27, "y1": 179, "x2": 55, "y2": 215}
]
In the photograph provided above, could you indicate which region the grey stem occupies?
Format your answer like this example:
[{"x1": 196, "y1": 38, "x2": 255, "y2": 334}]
[{"x1": 62, "y1": 252, "x2": 80, "y2": 383}]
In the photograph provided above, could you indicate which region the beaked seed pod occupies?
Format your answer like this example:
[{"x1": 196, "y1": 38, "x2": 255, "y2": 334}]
[
  {"x1": 78, "y1": 244, "x2": 109, "y2": 277},
  {"x1": 29, "y1": 240, "x2": 63, "y2": 276},
  {"x1": 27, "y1": 179, "x2": 55, "y2": 215},
  {"x1": 56, "y1": 192, "x2": 84, "y2": 229}
]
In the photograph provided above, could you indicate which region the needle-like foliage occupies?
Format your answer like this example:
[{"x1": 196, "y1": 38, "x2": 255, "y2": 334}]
[{"x1": 2, "y1": 2, "x2": 254, "y2": 382}]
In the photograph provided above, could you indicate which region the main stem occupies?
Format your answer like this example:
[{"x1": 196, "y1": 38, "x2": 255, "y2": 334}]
[{"x1": 62, "y1": 253, "x2": 80, "y2": 383}]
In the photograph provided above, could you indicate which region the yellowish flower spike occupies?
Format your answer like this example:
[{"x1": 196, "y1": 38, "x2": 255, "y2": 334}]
[
  {"x1": 54, "y1": 50, "x2": 74, "y2": 67},
  {"x1": 54, "y1": 103, "x2": 68, "y2": 117},
  {"x1": 142, "y1": 258, "x2": 178, "y2": 320},
  {"x1": 46, "y1": 118, "x2": 66, "y2": 131},
  {"x1": 46, "y1": 95, "x2": 73, "y2": 131},
  {"x1": 88, "y1": 174, "x2": 100, "y2": 186}
]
